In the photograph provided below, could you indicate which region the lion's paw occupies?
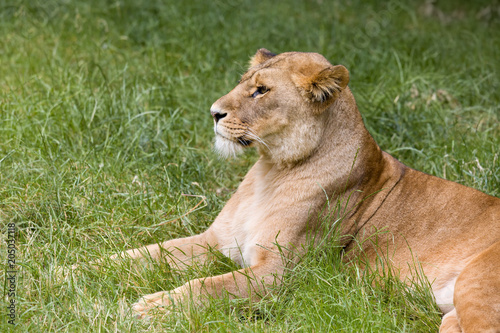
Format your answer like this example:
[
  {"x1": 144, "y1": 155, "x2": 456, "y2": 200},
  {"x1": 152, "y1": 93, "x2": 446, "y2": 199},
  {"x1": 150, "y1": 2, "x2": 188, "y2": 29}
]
[{"x1": 132, "y1": 291, "x2": 173, "y2": 319}]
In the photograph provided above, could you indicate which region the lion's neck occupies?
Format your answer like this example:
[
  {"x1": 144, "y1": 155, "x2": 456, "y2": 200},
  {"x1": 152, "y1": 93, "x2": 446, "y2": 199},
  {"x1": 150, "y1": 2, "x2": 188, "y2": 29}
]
[
  {"x1": 311, "y1": 88, "x2": 385, "y2": 189},
  {"x1": 319, "y1": 90, "x2": 409, "y2": 243},
  {"x1": 259, "y1": 88, "x2": 399, "y2": 238}
]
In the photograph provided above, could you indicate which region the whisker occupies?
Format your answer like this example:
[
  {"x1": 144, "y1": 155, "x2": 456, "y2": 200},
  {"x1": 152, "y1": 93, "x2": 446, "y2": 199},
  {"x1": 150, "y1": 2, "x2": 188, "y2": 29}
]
[
  {"x1": 246, "y1": 129, "x2": 268, "y2": 147},
  {"x1": 244, "y1": 128, "x2": 273, "y2": 156}
]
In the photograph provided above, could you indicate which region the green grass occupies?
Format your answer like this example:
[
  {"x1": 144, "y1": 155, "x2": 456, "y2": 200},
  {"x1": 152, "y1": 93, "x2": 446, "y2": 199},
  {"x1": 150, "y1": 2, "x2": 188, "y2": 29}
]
[{"x1": 1, "y1": 0, "x2": 499, "y2": 331}]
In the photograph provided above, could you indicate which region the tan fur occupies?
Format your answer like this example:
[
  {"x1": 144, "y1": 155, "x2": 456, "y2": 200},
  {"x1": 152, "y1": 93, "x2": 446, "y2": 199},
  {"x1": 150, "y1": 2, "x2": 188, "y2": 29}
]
[{"x1": 115, "y1": 49, "x2": 500, "y2": 331}]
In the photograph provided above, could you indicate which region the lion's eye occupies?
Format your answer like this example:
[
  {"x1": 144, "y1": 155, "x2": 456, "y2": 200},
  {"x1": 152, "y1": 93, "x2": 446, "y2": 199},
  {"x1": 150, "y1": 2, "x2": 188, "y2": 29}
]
[{"x1": 252, "y1": 86, "x2": 269, "y2": 98}]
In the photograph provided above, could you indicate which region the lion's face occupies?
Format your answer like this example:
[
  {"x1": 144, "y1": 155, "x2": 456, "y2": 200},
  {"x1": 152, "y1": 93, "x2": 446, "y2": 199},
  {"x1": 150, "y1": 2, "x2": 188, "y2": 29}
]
[{"x1": 210, "y1": 49, "x2": 349, "y2": 165}]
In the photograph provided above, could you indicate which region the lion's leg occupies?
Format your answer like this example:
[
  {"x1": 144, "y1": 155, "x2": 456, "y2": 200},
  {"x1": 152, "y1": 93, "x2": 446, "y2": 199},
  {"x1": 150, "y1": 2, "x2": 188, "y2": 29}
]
[
  {"x1": 109, "y1": 229, "x2": 219, "y2": 269},
  {"x1": 449, "y1": 241, "x2": 500, "y2": 333},
  {"x1": 58, "y1": 230, "x2": 219, "y2": 277},
  {"x1": 132, "y1": 256, "x2": 283, "y2": 318},
  {"x1": 439, "y1": 309, "x2": 462, "y2": 333}
]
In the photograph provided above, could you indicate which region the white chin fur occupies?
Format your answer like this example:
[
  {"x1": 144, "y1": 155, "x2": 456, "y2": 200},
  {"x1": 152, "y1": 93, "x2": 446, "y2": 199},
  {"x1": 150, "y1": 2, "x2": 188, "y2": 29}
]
[{"x1": 214, "y1": 135, "x2": 244, "y2": 158}]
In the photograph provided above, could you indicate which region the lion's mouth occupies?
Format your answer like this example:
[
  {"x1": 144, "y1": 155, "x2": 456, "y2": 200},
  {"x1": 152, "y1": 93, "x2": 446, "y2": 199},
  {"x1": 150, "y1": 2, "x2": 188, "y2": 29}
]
[
  {"x1": 216, "y1": 132, "x2": 252, "y2": 147},
  {"x1": 237, "y1": 137, "x2": 253, "y2": 146}
]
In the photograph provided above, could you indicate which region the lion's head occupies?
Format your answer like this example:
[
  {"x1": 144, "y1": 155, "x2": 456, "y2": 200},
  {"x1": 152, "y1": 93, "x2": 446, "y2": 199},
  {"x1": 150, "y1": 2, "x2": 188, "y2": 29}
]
[{"x1": 210, "y1": 49, "x2": 350, "y2": 165}]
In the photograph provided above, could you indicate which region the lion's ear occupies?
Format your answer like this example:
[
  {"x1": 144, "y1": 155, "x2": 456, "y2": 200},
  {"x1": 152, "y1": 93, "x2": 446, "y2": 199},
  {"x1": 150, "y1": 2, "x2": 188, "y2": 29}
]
[
  {"x1": 296, "y1": 65, "x2": 350, "y2": 103},
  {"x1": 249, "y1": 48, "x2": 276, "y2": 68}
]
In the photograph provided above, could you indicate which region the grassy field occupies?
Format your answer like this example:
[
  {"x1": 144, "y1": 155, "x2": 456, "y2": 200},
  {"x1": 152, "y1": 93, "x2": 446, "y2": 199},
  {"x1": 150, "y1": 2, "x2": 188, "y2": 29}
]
[{"x1": 1, "y1": 0, "x2": 499, "y2": 331}]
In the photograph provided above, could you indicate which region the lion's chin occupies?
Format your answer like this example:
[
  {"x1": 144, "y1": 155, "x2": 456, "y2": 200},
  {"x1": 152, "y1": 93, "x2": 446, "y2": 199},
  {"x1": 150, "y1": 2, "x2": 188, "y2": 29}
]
[{"x1": 214, "y1": 135, "x2": 244, "y2": 158}]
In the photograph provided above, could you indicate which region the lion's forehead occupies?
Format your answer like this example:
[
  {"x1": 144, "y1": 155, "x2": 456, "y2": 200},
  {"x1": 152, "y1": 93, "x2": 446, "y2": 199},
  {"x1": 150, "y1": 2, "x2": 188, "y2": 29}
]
[
  {"x1": 240, "y1": 52, "x2": 330, "y2": 84},
  {"x1": 240, "y1": 54, "x2": 296, "y2": 82}
]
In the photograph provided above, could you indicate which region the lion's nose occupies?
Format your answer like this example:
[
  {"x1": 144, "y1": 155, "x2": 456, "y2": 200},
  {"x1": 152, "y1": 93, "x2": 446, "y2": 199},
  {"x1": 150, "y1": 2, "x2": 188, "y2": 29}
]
[{"x1": 210, "y1": 109, "x2": 227, "y2": 123}]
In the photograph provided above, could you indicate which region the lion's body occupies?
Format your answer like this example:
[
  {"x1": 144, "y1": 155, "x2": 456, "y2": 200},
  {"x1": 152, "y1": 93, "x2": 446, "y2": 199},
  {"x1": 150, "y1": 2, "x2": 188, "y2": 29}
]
[{"x1": 116, "y1": 50, "x2": 500, "y2": 332}]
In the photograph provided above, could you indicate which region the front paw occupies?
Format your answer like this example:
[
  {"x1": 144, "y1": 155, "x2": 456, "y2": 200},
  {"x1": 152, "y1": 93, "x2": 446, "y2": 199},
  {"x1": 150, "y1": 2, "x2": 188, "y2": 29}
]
[{"x1": 132, "y1": 291, "x2": 173, "y2": 319}]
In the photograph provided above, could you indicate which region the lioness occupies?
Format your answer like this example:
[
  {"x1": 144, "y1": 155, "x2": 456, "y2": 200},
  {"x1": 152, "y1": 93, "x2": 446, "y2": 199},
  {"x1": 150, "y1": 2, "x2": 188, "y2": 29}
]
[{"x1": 121, "y1": 49, "x2": 499, "y2": 332}]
